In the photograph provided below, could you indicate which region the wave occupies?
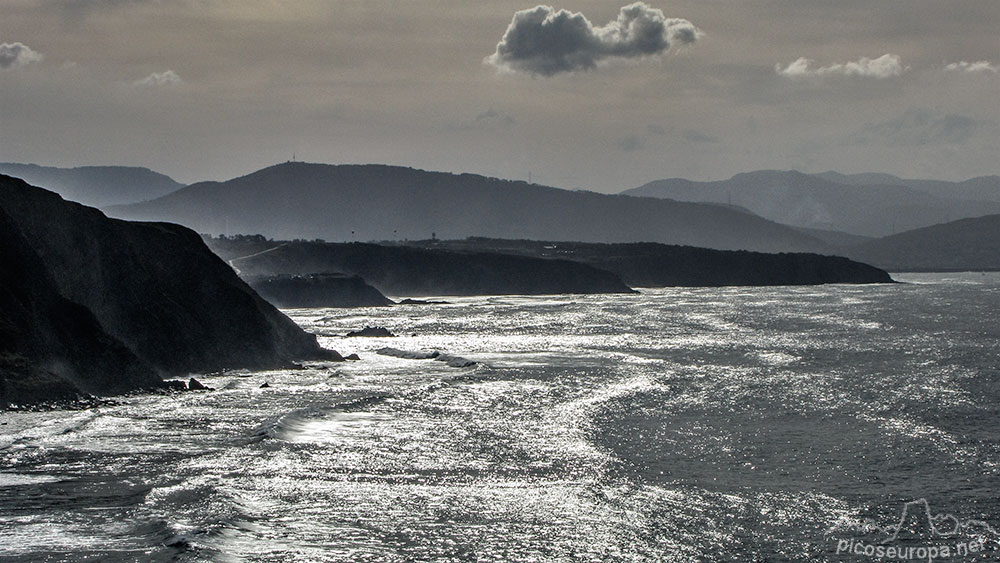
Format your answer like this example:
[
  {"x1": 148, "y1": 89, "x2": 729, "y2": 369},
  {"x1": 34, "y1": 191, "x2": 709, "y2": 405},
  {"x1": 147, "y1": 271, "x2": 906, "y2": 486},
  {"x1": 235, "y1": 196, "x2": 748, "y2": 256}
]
[
  {"x1": 250, "y1": 394, "x2": 392, "y2": 442},
  {"x1": 376, "y1": 347, "x2": 479, "y2": 367}
]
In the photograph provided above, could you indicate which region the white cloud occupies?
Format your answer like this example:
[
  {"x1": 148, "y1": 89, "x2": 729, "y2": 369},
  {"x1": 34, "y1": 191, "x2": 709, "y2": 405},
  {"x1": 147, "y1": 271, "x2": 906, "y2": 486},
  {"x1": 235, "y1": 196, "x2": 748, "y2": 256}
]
[
  {"x1": 776, "y1": 54, "x2": 905, "y2": 79},
  {"x1": 486, "y1": 2, "x2": 699, "y2": 76},
  {"x1": 944, "y1": 60, "x2": 998, "y2": 73},
  {"x1": 133, "y1": 69, "x2": 182, "y2": 86},
  {"x1": 0, "y1": 42, "x2": 44, "y2": 69}
]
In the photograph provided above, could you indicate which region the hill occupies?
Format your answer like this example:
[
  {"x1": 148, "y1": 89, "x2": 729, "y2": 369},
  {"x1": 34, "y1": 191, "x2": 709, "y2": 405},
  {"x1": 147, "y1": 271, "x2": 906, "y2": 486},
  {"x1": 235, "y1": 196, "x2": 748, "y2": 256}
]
[
  {"x1": 848, "y1": 215, "x2": 1000, "y2": 271},
  {"x1": 624, "y1": 170, "x2": 1000, "y2": 237},
  {"x1": 815, "y1": 172, "x2": 1000, "y2": 203},
  {"x1": 108, "y1": 162, "x2": 830, "y2": 253},
  {"x1": 208, "y1": 238, "x2": 636, "y2": 296},
  {"x1": 207, "y1": 236, "x2": 892, "y2": 291},
  {"x1": 0, "y1": 162, "x2": 182, "y2": 207},
  {"x1": 0, "y1": 175, "x2": 336, "y2": 406},
  {"x1": 398, "y1": 238, "x2": 894, "y2": 287}
]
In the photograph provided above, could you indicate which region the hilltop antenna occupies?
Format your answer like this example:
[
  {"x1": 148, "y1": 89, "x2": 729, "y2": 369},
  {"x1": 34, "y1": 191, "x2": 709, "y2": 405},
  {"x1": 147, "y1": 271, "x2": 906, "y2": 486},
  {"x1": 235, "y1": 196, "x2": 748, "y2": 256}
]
[{"x1": 528, "y1": 171, "x2": 532, "y2": 184}]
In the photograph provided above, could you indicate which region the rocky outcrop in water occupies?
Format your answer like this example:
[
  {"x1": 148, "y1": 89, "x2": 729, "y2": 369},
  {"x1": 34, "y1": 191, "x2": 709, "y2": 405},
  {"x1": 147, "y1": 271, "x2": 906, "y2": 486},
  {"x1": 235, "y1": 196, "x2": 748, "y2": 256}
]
[
  {"x1": 347, "y1": 327, "x2": 395, "y2": 337},
  {"x1": 0, "y1": 174, "x2": 338, "y2": 407}
]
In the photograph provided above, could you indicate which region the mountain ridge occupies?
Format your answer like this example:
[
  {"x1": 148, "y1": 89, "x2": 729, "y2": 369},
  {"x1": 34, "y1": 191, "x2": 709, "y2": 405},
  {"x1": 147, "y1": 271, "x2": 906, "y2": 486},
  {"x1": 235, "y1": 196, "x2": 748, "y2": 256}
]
[
  {"x1": 848, "y1": 214, "x2": 1000, "y2": 271},
  {"x1": 623, "y1": 170, "x2": 1000, "y2": 237},
  {"x1": 108, "y1": 162, "x2": 831, "y2": 254},
  {"x1": 0, "y1": 162, "x2": 183, "y2": 207}
]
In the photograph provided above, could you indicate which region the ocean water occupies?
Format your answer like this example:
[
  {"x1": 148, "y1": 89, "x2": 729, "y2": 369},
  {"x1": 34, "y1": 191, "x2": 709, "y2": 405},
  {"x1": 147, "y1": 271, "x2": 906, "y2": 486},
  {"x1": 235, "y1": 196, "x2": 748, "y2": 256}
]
[{"x1": 1, "y1": 273, "x2": 999, "y2": 562}]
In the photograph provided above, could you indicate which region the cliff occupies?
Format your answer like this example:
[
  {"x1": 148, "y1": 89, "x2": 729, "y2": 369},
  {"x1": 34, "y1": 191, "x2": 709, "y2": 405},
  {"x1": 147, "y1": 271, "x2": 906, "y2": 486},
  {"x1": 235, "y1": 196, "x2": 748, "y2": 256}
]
[
  {"x1": 0, "y1": 175, "x2": 337, "y2": 405},
  {"x1": 0, "y1": 207, "x2": 159, "y2": 406},
  {"x1": 246, "y1": 274, "x2": 394, "y2": 308}
]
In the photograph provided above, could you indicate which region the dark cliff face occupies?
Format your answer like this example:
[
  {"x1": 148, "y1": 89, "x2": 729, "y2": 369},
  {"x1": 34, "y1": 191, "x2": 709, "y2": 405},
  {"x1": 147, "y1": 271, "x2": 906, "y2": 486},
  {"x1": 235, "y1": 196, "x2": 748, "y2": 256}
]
[
  {"x1": 0, "y1": 207, "x2": 159, "y2": 406},
  {"x1": 0, "y1": 174, "x2": 335, "y2": 403}
]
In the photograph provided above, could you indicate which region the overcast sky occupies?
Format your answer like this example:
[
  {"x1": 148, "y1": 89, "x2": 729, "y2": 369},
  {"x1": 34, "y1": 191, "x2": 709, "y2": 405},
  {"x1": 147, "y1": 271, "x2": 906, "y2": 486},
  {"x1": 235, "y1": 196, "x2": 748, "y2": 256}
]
[{"x1": 1, "y1": 1, "x2": 997, "y2": 190}]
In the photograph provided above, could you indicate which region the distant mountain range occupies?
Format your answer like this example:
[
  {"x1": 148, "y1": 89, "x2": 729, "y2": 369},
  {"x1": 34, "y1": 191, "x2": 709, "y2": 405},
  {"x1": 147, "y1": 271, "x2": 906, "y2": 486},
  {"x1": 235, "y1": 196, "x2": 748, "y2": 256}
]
[
  {"x1": 107, "y1": 162, "x2": 830, "y2": 253},
  {"x1": 848, "y1": 214, "x2": 1000, "y2": 271},
  {"x1": 0, "y1": 163, "x2": 182, "y2": 207},
  {"x1": 815, "y1": 171, "x2": 1000, "y2": 203},
  {"x1": 623, "y1": 170, "x2": 1000, "y2": 238},
  {"x1": 5, "y1": 160, "x2": 998, "y2": 272}
]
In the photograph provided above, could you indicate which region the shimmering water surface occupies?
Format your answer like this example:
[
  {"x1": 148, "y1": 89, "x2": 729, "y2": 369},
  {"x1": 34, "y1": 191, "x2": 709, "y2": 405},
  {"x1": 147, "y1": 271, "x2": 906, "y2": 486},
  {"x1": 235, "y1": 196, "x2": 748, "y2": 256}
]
[{"x1": 2, "y1": 273, "x2": 999, "y2": 561}]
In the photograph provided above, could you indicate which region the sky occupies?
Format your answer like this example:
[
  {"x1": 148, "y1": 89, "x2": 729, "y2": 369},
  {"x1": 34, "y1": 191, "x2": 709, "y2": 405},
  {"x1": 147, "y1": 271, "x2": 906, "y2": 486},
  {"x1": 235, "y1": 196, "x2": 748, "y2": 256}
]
[{"x1": 1, "y1": 0, "x2": 998, "y2": 191}]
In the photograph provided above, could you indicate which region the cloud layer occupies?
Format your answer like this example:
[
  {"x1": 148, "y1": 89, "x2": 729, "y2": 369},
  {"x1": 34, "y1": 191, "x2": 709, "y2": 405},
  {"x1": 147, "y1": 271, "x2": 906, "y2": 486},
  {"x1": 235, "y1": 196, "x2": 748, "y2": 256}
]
[
  {"x1": 0, "y1": 42, "x2": 44, "y2": 69},
  {"x1": 486, "y1": 2, "x2": 698, "y2": 76},
  {"x1": 776, "y1": 54, "x2": 904, "y2": 79},
  {"x1": 944, "y1": 60, "x2": 998, "y2": 73},
  {"x1": 133, "y1": 70, "x2": 182, "y2": 86}
]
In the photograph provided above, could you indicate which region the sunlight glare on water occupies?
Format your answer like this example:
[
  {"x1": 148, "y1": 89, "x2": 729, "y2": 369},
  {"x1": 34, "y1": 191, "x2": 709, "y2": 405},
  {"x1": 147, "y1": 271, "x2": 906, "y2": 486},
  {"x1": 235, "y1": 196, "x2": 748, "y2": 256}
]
[{"x1": 1, "y1": 274, "x2": 999, "y2": 561}]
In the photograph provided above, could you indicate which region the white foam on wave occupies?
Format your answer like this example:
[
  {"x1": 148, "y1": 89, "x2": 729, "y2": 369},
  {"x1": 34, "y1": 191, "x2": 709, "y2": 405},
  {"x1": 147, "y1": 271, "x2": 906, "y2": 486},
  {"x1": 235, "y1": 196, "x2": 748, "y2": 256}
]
[{"x1": 0, "y1": 473, "x2": 61, "y2": 487}]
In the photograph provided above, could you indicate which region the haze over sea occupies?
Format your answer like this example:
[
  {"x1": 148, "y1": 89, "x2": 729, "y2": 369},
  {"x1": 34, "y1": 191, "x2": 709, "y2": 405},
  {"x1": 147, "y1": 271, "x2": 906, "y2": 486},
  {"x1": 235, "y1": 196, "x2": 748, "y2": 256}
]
[{"x1": 1, "y1": 273, "x2": 998, "y2": 561}]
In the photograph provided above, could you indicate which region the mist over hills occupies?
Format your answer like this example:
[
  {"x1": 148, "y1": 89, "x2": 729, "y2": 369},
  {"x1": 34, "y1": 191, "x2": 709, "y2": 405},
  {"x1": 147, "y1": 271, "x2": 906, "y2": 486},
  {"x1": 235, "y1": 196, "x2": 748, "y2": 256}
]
[
  {"x1": 107, "y1": 162, "x2": 829, "y2": 253},
  {"x1": 848, "y1": 215, "x2": 1000, "y2": 272},
  {"x1": 624, "y1": 170, "x2": 1000, "y2": 238},
  {"x1": 815, "y1": 172, "x2": 1000, "y2": 203},
  {"x1": 0, "y1": 163, "x2": 183, "y2": 207}
]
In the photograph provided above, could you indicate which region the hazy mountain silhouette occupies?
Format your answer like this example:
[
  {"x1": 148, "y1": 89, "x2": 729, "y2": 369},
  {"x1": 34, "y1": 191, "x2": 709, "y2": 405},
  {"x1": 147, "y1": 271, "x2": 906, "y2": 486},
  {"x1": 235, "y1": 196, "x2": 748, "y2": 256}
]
[
  {"x1": 0, "y1": 162, "x2": 182, "y2": 207},
  {"x1": 0, "y1": 174, "x2": 336, "y2": 405},
  {"x1": 848, "y1": 215, "x2": 1000, "y2": 271},
  {"x1": 816, "y1": 171, "x2": 1000, "y2": 203},
  {"x1": 107, "y1": 162, "x2": 830, "y2": 253},
  {"x1": 624, "y1": 170, "x2": 1000, "y2": 237}
]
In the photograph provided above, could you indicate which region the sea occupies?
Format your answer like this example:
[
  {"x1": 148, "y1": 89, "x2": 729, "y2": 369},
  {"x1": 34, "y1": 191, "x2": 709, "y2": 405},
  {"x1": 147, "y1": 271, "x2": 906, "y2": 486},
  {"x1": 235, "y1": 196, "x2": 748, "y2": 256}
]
[{"x1": 1, "y1": 273, "x2": 998, "y2": 562}]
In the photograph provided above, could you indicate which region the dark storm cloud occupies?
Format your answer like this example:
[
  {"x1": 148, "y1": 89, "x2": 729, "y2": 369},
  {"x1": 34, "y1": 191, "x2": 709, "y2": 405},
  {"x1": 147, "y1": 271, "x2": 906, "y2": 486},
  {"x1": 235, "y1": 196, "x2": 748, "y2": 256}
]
[
  {"x1": 0, "y1": 42, "x2": 43, "y2": 69},
  {"x1": 848, "y1": 109, "x2": 977, "y2": 146},
  {"x1": 486, "y1": 2, "x2": 699, "y2": 76}
]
